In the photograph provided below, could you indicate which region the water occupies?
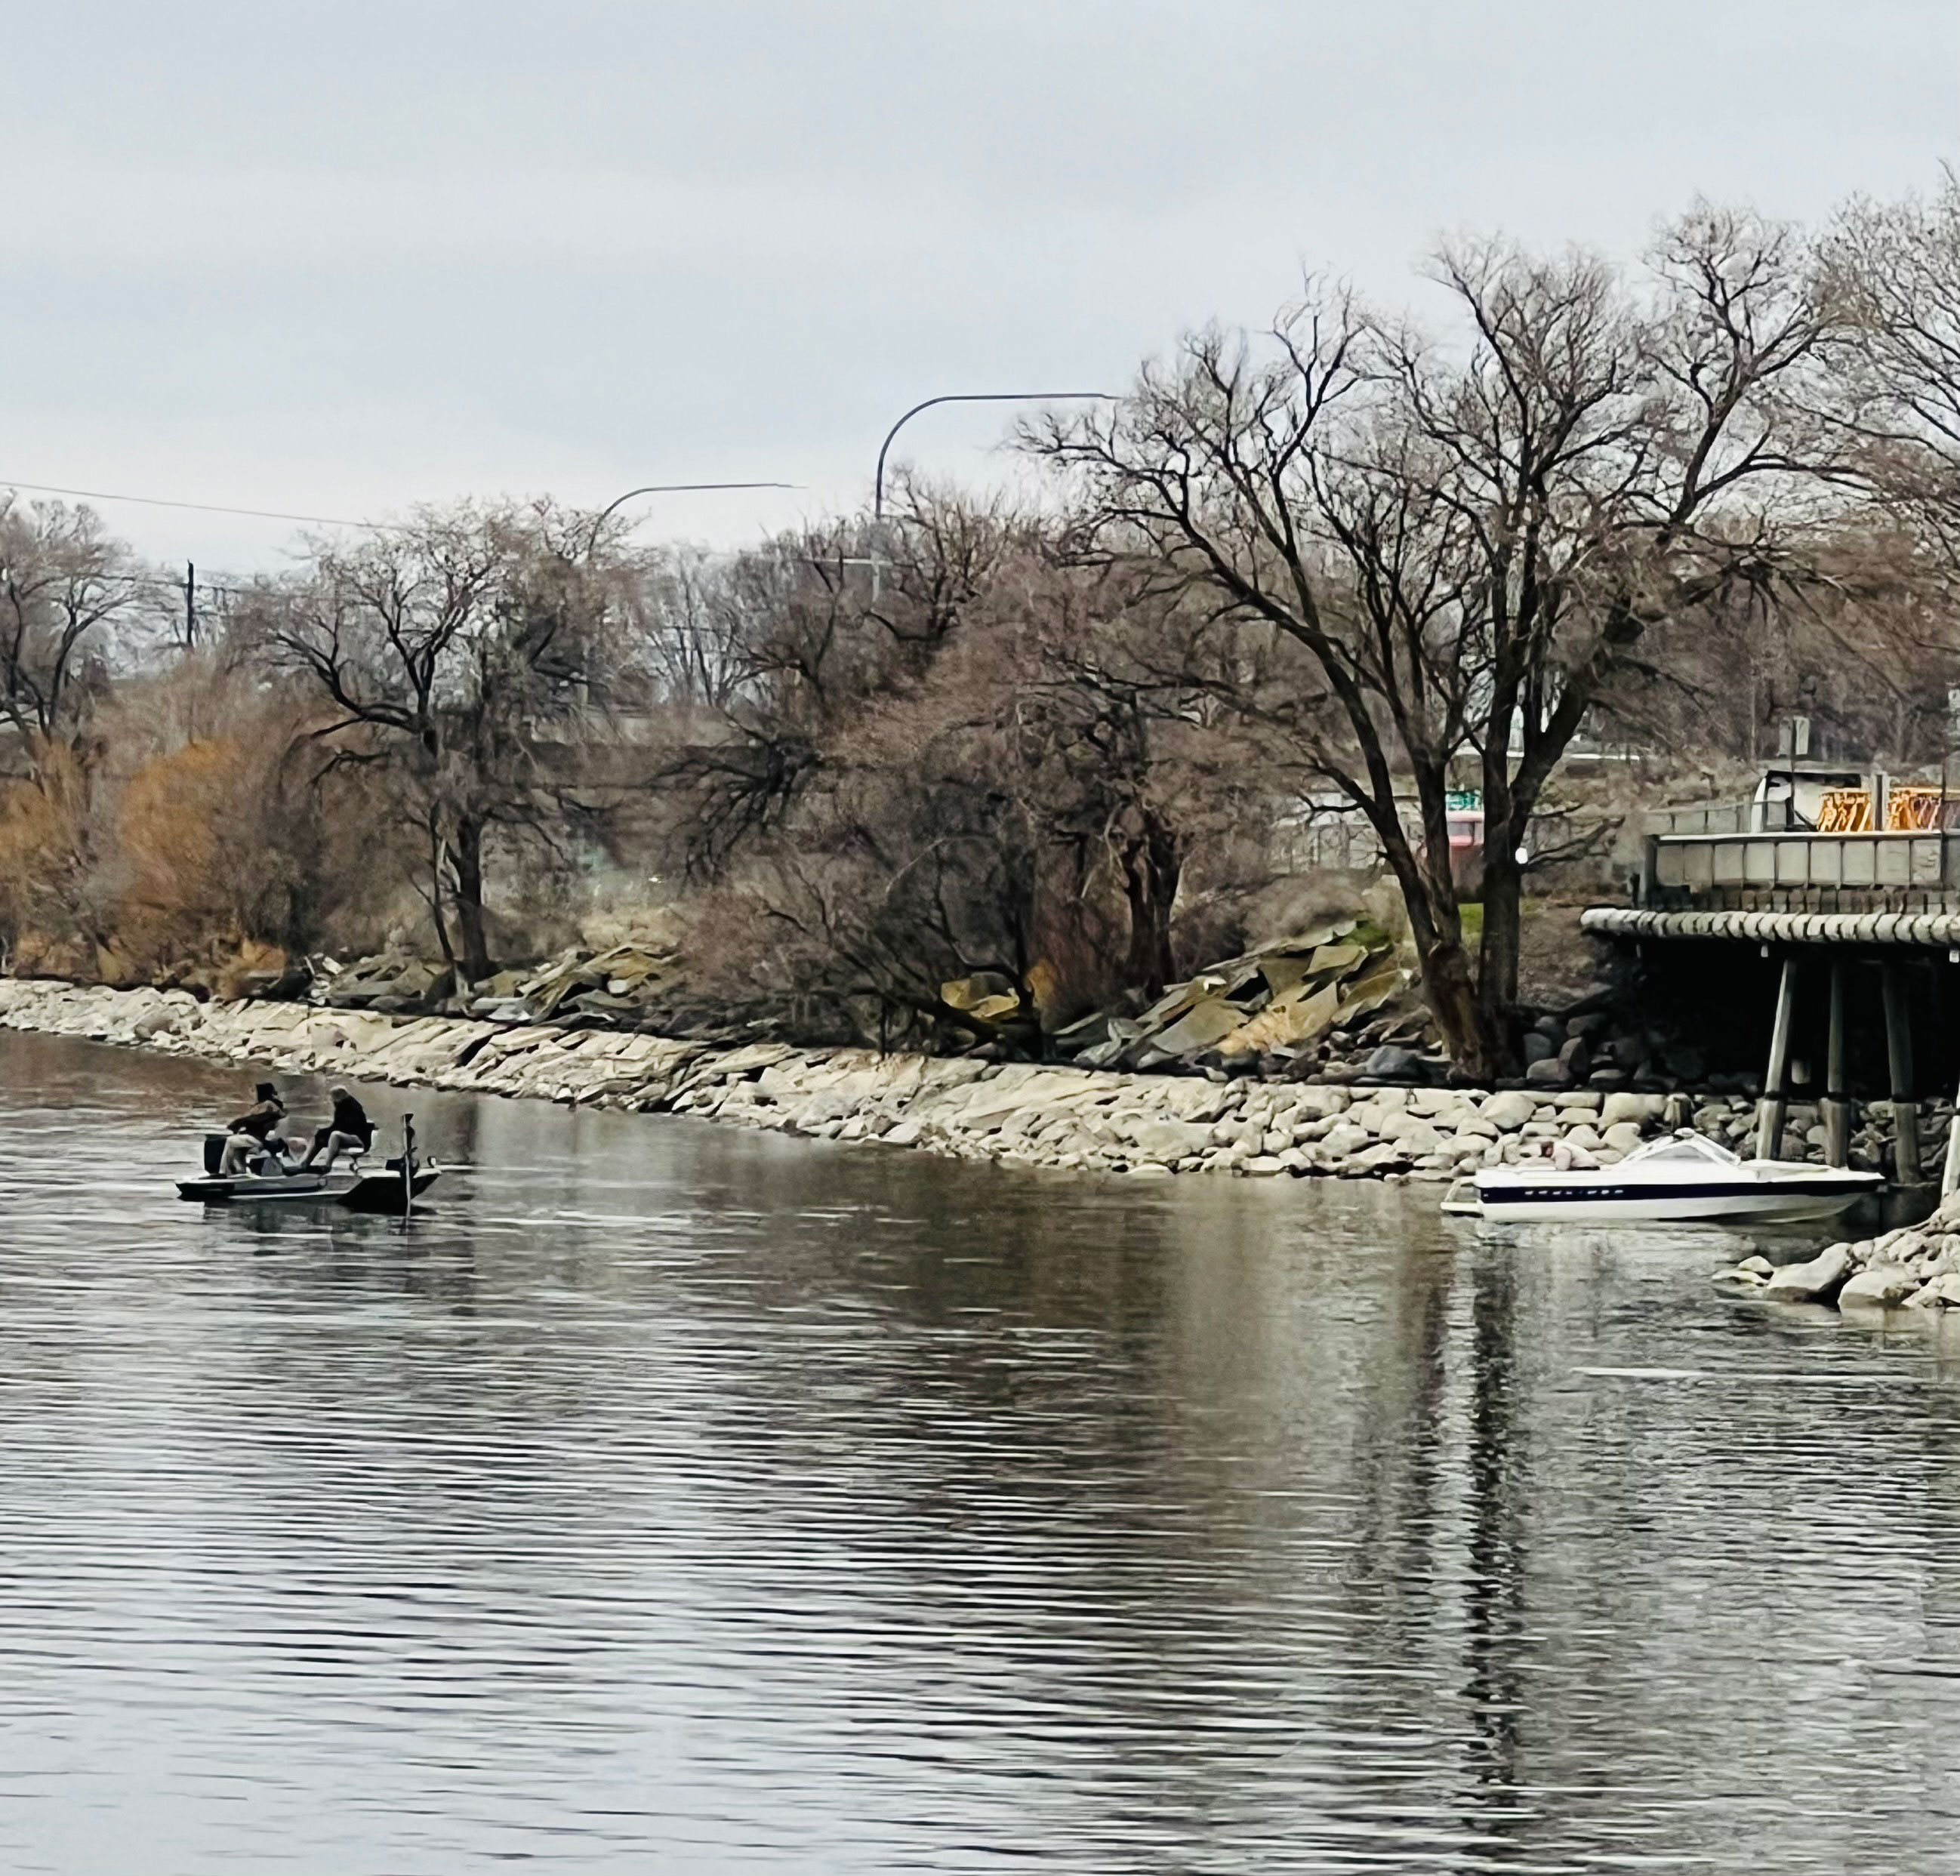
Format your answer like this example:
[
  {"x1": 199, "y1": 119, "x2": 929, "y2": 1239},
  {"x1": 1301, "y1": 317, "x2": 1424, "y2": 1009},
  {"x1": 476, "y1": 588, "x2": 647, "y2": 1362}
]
[{"x1": 3, "y1": 1032, "x2": 1960, "y2": 1873}]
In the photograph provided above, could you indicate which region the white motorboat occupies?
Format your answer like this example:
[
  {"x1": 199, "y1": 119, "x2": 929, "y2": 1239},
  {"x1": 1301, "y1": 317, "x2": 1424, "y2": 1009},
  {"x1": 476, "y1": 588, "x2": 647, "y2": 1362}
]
[{"x1": 1447, "y1": 1129, "x2": 1882, "y2": 1224}]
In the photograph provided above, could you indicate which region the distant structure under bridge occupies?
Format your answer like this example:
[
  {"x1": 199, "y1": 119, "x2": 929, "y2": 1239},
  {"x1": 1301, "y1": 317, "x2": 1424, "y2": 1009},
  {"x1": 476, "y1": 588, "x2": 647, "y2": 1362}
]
[{"x1": 1586, "y1": 762, "x2": 1960, "y2": 1199}]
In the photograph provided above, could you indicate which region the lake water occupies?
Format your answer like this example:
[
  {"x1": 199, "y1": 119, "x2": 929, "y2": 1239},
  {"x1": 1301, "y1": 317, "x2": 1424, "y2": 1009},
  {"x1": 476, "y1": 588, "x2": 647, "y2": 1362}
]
[{"x1": 2, "y1": 1030, "x2": 1959, "y2": 1873}]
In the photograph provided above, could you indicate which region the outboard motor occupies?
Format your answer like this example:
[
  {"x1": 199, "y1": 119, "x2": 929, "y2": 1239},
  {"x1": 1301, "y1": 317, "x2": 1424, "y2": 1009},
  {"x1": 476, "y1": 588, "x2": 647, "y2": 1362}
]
[{"x1": 202, "y1": 1132, "x2": 227, "y2": 1176}]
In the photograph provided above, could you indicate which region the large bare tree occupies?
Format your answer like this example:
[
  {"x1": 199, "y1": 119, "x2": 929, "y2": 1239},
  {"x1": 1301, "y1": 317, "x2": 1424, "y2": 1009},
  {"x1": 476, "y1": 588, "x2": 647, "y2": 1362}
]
[
  {"x1": 267, "y1": 502, "x2": 619, "y2": 981},
  {"x1": 1030, "y1": 208, "x2": 1835, "y2": 1077}
]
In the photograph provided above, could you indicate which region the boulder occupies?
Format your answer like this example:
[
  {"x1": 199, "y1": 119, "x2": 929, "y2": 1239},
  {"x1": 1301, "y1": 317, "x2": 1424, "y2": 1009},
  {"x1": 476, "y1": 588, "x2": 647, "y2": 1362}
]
[
  {"x1": 1602, "y1": 1121, "x2": 1645, "y2": 1154},
  {"x1": 1601, "y1": 1092, "x2": 1666, "y2": 1129},
  {"x1": 1361, "y1": 1044, "x2": 1428, "y2": 1083},
  {"x1": 1906, "y1": 1272, "x2": 1960, "y2": 1309},
  {"x1": 1923, "y1": 1195, "x2": 1960, "y2": 1235},
  {"x1": 1521, "y1": 1032, "x2": 1555, "y2": 1066},
  {"x1": 1839, "y1": 1263, "x2": 1924, "y2": 1308},
  {"x1": 1764, "y1": 1243, "x2": 1854, "y2": 1304},
  {"x1": 1130, "y1": 1119, "x2": 1214, "y2": 1162},
  {"x1": 1482, "y1": 1091, "x2": 1535, "y2": 1132},
  {"x1": 1524, "y1": 1058, "x2": 1569, "y2": 1088}
]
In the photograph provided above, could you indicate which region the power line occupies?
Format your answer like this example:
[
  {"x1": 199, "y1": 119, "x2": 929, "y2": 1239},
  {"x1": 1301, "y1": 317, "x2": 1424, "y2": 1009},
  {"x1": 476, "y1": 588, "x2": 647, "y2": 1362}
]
[
  {"x1": 0, "y1": 479, "x2": 390, "y2": 529},
  {"x1": 1, "y1": 476, "x2": 806, "y2": 534}
]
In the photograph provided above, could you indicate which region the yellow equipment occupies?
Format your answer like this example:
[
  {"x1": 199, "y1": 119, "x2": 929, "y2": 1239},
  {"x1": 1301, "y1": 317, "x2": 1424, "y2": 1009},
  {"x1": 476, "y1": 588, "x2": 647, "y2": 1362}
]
[
  {"x1": 1884, "y1": 785, "x2": 1949, "y2": 831},
  {"x1": 1814, "y1": 788, "x2": 1872, "y2": 833}
]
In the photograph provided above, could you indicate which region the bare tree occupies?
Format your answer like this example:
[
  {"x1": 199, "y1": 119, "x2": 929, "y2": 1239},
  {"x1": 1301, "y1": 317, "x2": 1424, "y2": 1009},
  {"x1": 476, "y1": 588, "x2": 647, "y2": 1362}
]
[
  {"x1": 0, "y1": 497, "x2": 154, "y2": 765},
  {"x1": 265, "y1": 502, "x2": 620, "y2": 981},
  {"x1": 646, "y1": 493, "x2": 1024, "y2": 876},
  {"x1": 1029, "y1": 209, "x2": 1835, "y2": 1077},
  {"x1": 1820, "y1": 172, "x2": 1960, "y2": 578}
]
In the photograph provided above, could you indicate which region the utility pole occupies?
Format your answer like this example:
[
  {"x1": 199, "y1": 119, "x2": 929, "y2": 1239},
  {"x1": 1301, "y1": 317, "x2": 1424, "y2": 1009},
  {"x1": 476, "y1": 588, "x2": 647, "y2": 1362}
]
[{"x1": 183, "y1": 561, "x2": 197, "y2": 650}]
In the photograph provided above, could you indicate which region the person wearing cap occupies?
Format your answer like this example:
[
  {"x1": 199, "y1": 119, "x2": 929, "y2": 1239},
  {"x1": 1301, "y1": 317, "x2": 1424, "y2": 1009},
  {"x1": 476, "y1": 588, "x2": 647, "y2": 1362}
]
[
  {"x1": 297, "y1": 1086, "x2": 375, "y2": 1175},
  {"x1": 219, "y1": 1083, "x2": 290, "y2": 1176}
]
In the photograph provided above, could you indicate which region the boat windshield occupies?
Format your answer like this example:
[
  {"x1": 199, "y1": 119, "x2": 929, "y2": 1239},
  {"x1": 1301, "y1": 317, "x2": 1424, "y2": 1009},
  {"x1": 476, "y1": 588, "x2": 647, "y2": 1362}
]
[{"x1": 1623, "y1": 1131, "x2": 1740, "y2": 1167}]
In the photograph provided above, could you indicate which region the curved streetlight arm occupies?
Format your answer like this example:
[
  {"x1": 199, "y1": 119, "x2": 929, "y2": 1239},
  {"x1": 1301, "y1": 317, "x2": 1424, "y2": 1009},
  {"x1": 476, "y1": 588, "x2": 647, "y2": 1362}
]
[
  {"x1": 873, "y1": 391, "x2": 1114, "y2": 519},
  {"x1": 585, "y1": 480, "x2": 797, "y2": 556}
]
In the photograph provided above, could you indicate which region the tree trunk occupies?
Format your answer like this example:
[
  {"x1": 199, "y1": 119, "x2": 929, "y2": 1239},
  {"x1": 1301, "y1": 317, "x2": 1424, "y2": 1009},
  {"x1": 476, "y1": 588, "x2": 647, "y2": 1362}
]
[
  {"x1": 424, "y1": 825, "x2": 457, "y2": 969},
  {"x1": 1120, "y1": 818, "x2": 1181, "y2": 999},
  {"x1": 1475, "y1": 840, "x2": 1524, "y2": 1065},
  {"x1": 1371, "y1": 806, "x2": 1508, "y2": 1083},
  {"x1": 451, "y1": 816, "x2": 492, "y2": 984}
]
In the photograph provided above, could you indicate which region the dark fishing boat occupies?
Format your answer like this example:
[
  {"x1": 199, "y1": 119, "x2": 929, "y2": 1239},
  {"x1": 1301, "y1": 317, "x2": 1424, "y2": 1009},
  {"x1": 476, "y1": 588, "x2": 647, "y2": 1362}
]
[{"x1": 176, "y1": 1115, "x2": 438, "y2": 1216}]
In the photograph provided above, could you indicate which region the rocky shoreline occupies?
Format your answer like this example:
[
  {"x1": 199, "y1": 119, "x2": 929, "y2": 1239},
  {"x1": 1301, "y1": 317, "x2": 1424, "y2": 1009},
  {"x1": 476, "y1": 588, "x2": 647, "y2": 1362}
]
[
  {"x1": 1717, "y1": 1199, "x2": 1960, "y2": 1313},
  {"x1": 0, "y1": 977, "x2": 1711, "y2": 1181}
]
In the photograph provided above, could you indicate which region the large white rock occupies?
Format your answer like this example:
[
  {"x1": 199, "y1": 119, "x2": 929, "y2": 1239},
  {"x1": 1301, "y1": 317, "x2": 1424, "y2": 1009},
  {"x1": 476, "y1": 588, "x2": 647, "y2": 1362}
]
[
  {"x1": 1320, "y1": 1123, "x2": 1373, "y2": 1160},
  {"x1": 1839, "y1": 1263, "x2": 1923, "y2": 1308},
  {"x1": 1764, "y1": 1243, "x2": 1854, "y2": 1303},
  {"x1": 1130, "y1": 1118, "x2": 1214, "y2": 1161},
  {"x1": 1381, "y1": 1118, "x2": 1444, "y2": 1156},
  {"x1": 1482, "y1": 1091, "x2": 1535, "y2": 1132},
  {"x1": 1601, "y1": 1092, "x2": 1666, "y2": 1129}
]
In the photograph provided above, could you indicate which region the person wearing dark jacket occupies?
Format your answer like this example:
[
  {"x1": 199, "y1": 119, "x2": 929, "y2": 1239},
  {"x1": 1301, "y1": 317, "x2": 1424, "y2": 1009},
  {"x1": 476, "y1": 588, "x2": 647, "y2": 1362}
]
[
  {"x1": 298, "y1": 1086, "x2": 375, "y2": 1174},
  {"x1": 219, "y1": 1083, "x2": 289, "y2": 1176}
]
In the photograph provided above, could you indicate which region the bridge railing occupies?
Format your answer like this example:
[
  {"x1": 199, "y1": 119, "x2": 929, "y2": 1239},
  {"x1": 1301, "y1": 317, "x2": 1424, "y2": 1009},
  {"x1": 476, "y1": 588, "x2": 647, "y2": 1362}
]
[{"x1": 1647, "y1": 830, "x2": 1960, "y2": 903}]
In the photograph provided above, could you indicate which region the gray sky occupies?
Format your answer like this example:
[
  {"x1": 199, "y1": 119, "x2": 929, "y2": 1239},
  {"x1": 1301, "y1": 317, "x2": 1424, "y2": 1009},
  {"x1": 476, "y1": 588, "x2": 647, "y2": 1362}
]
[{"x1": 5, "y1": 0, "x2": 1955, "y2": 573}]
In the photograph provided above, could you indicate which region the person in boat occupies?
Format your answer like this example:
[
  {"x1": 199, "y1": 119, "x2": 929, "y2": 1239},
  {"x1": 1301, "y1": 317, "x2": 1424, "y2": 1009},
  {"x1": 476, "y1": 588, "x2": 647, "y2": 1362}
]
[
  {"x1": 297, "y1": 1086, "x2": 375, "y2": 1175},
  {"x1": 219, "y1": 1083, "x2": 291, "y2": 1176}
]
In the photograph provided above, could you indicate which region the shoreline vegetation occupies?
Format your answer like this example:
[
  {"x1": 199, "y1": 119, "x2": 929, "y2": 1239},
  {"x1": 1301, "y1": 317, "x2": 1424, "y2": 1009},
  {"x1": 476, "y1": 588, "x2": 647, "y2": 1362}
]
[
  {"x1": 5, "y1": 185, "x2": 1960, "y2": 1101},
  {"x1": 0, "y1": 976, "x2": 1882, "y2": 1185}
]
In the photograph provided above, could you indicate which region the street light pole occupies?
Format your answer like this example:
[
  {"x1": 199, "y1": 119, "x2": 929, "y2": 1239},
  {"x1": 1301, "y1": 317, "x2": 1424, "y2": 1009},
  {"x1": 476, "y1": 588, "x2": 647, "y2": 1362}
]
[
  {"x1": 872, "y1": 391, "x2": 1114, "y2": 519},
  {"x1": 584, "y1": 480, "x2": 797, "y2": 556}
]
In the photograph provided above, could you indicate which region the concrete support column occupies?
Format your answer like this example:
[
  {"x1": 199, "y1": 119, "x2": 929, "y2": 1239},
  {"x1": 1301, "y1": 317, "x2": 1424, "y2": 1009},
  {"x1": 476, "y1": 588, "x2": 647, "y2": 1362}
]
[
  {"x1": 1756, "y1": 956, "x2": 1798, "y2": 1164},
  {"x1": 1881, "y1": 963, "x2": 1921, "y2": 1186},
  {"x1": 1822, "y1": 960, "x2": 1851, "y2": 1169}
]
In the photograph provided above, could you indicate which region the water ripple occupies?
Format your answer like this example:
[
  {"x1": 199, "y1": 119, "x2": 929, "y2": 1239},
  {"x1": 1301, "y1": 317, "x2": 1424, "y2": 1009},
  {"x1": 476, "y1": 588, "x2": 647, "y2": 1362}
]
[{"x1": 1, "y1": 1030, "x2": 1958, "y2": 1872}]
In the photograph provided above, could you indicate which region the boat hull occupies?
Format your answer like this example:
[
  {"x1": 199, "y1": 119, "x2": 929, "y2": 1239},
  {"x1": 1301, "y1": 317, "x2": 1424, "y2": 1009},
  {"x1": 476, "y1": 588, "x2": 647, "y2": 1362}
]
[
  {"x1": 176, "y1": 1173, "x2": 331, "y2": 1203},
  {"x1": 175, "y1": 1169, "x2": 439, "y2": 1212},
  {"x1": 1471, "y1": 1175, "x2": 1879, "y2": 1225}
]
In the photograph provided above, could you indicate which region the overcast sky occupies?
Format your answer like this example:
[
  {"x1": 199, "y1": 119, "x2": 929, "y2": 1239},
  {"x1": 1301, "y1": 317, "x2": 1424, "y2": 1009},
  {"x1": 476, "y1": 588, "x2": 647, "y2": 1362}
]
[{"x1": 4, "y1": 0, "x2": 1955, "y2": 573}]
